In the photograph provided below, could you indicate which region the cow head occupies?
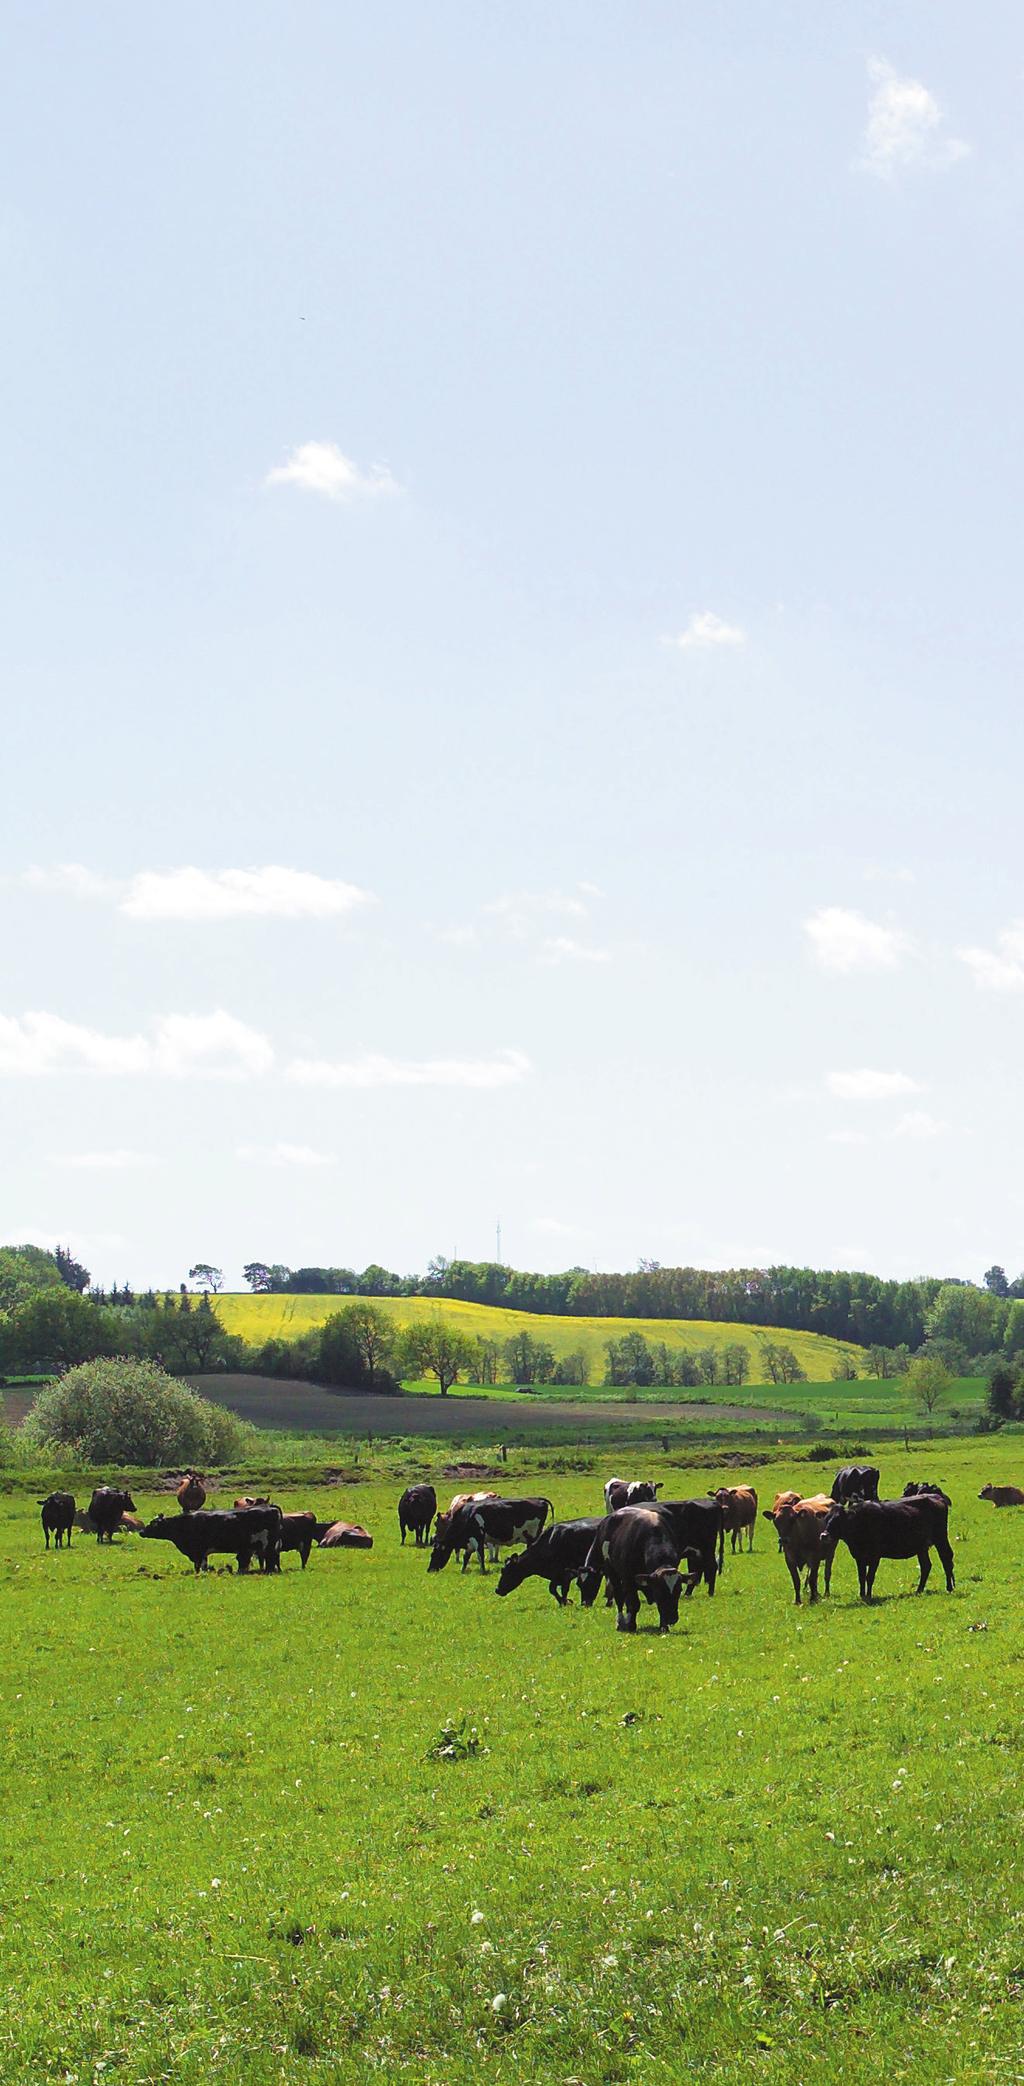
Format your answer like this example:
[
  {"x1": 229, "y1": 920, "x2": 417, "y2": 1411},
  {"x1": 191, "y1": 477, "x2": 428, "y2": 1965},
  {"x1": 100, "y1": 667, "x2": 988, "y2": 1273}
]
[
  {"x1": 979, "y1": 1485, "x2": 995, "y2": 1500},
  {"x1": 636, "y1": 1565, "x2": 683, "y2": 1629},
  {"x1": 495, "y1": 1551, "x2": 528, "y2": 1597},
  {"x1": 428, "y1": 1519, "x2": 459, "y2": 1572},
  {"x1": 139, "y1": 1516, "x2": 171, "y2": 1540}
]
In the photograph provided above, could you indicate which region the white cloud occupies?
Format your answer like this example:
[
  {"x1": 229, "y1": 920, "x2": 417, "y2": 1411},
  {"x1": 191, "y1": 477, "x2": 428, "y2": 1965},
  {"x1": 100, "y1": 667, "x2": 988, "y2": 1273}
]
[
  {"x1": 120, "y1": 866, "x2": 372, "y2": 922},
  {"x1": 265, "y1": 441, "x2": 401, "y2": 502},
  {"x1": 285, "y1": 1048, "x2": 531, "y2": 1090},
  {"x1": 50, "y1": 1149, "x2": 156, "y2": 1169},
  {"x1": 892, "y1": 1110, "x2": 946, "y2": 1140},
  {"x1": 236, "y1": 1142, "x2": 334, "y2": 1167},
  {"x1": 804, "y1": 905, "x2": 908, "y2": 974},
  {"x1": 958, "y1": 925, "x2": 1024, "y2": 992},
  {"x1": 539, "y1": 936, "x2": 611, "y2": 965},
  {"x1": 665, "y1": 612, "x2": 746, "y2": 652},
  {"x1": 826, "y1": 1068, "x2": 923, "y2": 1102},
  {"x1": 858, "y1": 58, "x2": 970, "y2": 178},
  {"x1": 0, "y1": 1010, "x2": 273, "y2": 1080}
]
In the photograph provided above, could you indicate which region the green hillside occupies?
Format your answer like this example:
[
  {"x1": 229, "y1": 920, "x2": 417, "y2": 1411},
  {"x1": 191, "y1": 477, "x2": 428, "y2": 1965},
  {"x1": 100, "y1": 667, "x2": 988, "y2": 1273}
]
[{"x1": 212, "y1": 1291, "x2": 864, "y2": 1385}]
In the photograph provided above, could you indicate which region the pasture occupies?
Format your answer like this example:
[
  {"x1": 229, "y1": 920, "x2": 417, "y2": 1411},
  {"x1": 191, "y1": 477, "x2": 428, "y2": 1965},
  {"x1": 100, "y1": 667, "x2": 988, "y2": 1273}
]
[
  {"x1": 212, "y1": 1292, "x2": 865, "y2": 1386},
  {"x1": 3, "y1": 1436, "x2": 1024, "y2": 2083}
]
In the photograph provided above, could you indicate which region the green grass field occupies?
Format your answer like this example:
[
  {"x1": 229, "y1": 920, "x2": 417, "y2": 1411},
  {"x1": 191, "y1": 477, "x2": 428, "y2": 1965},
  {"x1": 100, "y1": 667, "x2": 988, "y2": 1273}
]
[
  {"x1": 213, "y1": 1291, "x2": 866, "y2": 1386},
  {"x1": 4, "y1": 1433, "x2": 1024, "y2": 2082}
]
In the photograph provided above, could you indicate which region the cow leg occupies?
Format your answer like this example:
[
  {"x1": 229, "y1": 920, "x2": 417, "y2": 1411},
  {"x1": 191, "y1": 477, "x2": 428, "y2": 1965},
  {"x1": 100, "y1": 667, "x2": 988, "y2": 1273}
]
[
  {"x1": 807, "y1": 1559, "x2": 820, "y2": 1604},
  {"x1": 44, "y1": 1529, "x2": 50, "y2": 1549},
  {"x1": 747, "y1": 1523, "x2": 754, "y2": 1552},
  {"x1": 864, "y1": 1559, "x2": 880, "y2": 1600},
  {"x1": 936, "y1": 1536, "x2": 955, "y2": 1591},
  {"x1": 400, "y1": 1523, "x2": 407, "y2": 1545},
  {"x1": 916, "y1": 1549, "x2": 932, "y2": 1594},
  {"x1": 785, "y1": 1554, "x2": 802, "y2": 1604},
  {"x1": 617, "y1": 1589, "x2": 638, "y2": 1633},
  {"x1": 823, "y1": 1546, "x2": 833, "y2": 1596}
]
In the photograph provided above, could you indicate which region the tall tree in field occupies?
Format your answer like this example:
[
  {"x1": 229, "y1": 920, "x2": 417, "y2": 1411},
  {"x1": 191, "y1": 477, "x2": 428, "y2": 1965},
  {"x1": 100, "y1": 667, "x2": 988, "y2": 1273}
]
[
  {"x1": 55, "y1": 1244, "x2": 91, "y2": 1293},
  {"x1": 904, "y1": 1354, "x2": 952, "y2": 1416},
  {"x1": 335, "y1": 1302, "x2": 394, "y2": 1382},
  {"x1": 189, "y1": 1263, "x2": 224, "y2": 1293},
  {"x1": 243, "y1": 1262, "x2": 272, "y2": 1292},
  {"x1": 399, "y1": 1318, "x2": 476, "y2": 1396}
]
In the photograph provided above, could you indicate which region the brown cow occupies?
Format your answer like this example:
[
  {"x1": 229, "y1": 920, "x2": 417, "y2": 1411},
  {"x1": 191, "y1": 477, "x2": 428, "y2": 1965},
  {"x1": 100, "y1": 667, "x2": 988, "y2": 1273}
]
[
  {"x1": 979, "y1": 1484, "x2": 1024, "y2": 1508},
  {"x1": 318, "y1": 1522, "x2": 373, "y2": 1549},
  {"x1": 709, "y1": 1484, "x2": 758, "y2": 1567},
  {"x1": 176, "y1": 1473, "x2": 206, "y2": 1513},
  {"x1": 765, "y1": 1497, "x2": 836, "y2": 1604}
]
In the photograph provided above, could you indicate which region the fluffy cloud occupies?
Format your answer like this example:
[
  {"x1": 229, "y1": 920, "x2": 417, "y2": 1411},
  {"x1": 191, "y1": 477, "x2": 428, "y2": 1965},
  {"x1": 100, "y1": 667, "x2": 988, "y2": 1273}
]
[
  {"x1": 121, "y1": 866, "x2": 372, "y2": 922},
  {"x1": 665, "y1": 612, "x2": 746, "y2": 652},
  {"x1": 265, "y1": 441, "x2": 401, "y2": 501},
  {"x1": 0, "y1": 1011, "x2": 273, "y2": 1079},
  {"x1": 804, "y1": 906, "x2": 908, "y2": 974},
  {"x1": 826, "y1": 1069, "x2": 923, "y2": 1102},
  {"x1": 236, "y1": 1142, "x2": 334, "y2": 1167},
  {"x1": 285, "y1": 1048, "x2": 531, "y2": 1090},
  {"x1": 539, "y1": 936, "x2": 611, "y2": 965},
  {"x1": 958, "y1": 925, "x2": 1024, "y2": 992},
  {"x1": 858, "y1": 58, "x2": 969, "y2": 178},
  {"x1": 892, "y1": 1110, "x2": 946, "y2": 1140}
]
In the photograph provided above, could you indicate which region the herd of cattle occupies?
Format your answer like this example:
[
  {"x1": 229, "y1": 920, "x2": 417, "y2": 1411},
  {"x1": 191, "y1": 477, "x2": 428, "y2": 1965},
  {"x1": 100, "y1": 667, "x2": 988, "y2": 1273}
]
[
  {"x1": 35, "y1": 1464, "x2": 1024, "y2": 1629},
  {"x1": 37, "y1": 1475, "x2": 373, "y2": 1574}
]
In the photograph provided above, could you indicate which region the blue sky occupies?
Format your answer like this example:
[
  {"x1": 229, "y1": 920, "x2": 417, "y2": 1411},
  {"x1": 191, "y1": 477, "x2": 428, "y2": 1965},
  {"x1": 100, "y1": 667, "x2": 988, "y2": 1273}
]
[{"x1": 2, "y1": 2, "x2": 1021, "y2": 1290}]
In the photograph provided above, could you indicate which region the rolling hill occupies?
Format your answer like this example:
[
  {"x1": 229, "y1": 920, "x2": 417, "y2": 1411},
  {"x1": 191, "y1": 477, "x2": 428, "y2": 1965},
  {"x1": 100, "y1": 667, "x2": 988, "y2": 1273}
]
[{"x1": 211, "y1": 1292, "x2": 865, "y2": 1386}]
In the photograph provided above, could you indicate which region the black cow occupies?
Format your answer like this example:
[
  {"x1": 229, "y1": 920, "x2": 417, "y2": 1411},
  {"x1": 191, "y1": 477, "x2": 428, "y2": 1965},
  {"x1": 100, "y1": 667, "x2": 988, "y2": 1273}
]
[
  {"x1": 823, "y1": 1496, "x2": 955, "y2": 1602},
  {"x1": 583, "y1": 1506, "x2": 699, "y2": 1632},
  {"x1": 89, "y1": 1486, "x2": 137, "y2": 1544},
  {"x1": 278, "y1": 1511, "x2": 318, "y2": 1569},
  {"x1": 604, "y1": 1478, "x2": 662, "y2": 1513},
  {"x1": 496, "y1": 1518, "x2": 603, "y2": 1605},
  {"x1": 139, "y1": 1506, "x2": 282, "y2": 1575},
  {"x1": 39, "y1": 1492, "x2": 75, "y2": 1549},
  {"x1": 428, "y1": 1496, "x2": 553, "y2": 1574},
  {"x1": 903, "y1": 1480, "x2": 952, "y2": 1506},
  {"x1": 654, "y1": 1499, "x2": 722, "y2": 1596},
  {"x1": 398, "y1": 1484, "x2": 437, "y2": 1547},
  {"x1": 831, "y1": 1465, "x2": 880, "y2": 1504}
]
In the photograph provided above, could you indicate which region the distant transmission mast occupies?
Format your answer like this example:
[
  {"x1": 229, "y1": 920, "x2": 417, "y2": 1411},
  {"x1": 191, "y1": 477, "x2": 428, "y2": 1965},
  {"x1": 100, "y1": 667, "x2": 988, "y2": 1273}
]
[{"x1": 496, "y1": 1220, "x2": 502, "y2": 1265}]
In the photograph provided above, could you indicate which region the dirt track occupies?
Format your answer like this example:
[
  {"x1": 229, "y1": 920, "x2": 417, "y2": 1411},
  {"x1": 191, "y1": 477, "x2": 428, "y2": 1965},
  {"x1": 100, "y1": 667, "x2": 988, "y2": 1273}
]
[{"x1": 187, "y1": 1373, "x2": 793, "y2": 1437}]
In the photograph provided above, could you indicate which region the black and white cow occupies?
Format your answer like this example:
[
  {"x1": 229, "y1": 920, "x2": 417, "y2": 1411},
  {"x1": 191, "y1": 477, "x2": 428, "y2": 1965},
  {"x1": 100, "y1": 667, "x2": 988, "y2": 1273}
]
[
  {"x1": 428, "y1": 1496, "x2": 554, "y2": 1574},
  {"x1": 603, "y1": 1477, "x2": 662, "y2": 1514},
  {"x1": 583, "y1": 1506, "x2": 700, "y2": 1632},
  {"x1": 139, "y1": 1506, "x2": 282, "y2": 1575},
  {"x1": 495, "y1": 1518, "x2": 604, "y2": 1605}
]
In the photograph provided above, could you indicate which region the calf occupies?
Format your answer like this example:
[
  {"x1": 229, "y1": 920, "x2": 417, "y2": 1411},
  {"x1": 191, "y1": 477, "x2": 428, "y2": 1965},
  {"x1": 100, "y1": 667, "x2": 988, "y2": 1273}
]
[
  {"x1": 88, "y1": 1486, "x2": 137, "y2": 1544},
  {"x1": 495, "y1": 1518, "x2": 603, "y2": 1606},
  {"x1": 39, "y1": 1491, "x2": 75, "y2": 1549},
  {"x1": 584, "y1": 1506, "x2": 699, "y2": 1632},
  {"x1": 317, "y1": 1521, "x2": 373, "y2": 1548},
  {"x1": 176, "y1": 1473, "x2": 206, "y2": 1513},
  {"x1": 603, "y1": 1477, "x2": 662, "y2": 1514},
  {"x1": 709, "y1": 1484, "x2": 758, "y2": 1566},
  {"x1": 831, "y1": 1464, "x2": 880, "y2": 1505},
  {"x1": 398, "y1": 1484, "x2": 437, "y2": 1546},
  {"x1": 903, "y1": 1480, "x2": 951, "y2": 1507},
  {"x1": 278, "y1": 1511, "x2": 318, "y2": 1569},
  {"x1": 979, "y1": 1483, "x2": 1024, "y2": 1508},
  {"x1": 428, "y1": 1496, "x2": 554, "y2": 1574},
  {"x1": 768, "y1": 1498, "x2": 836, "y2": 1604},
  {"x1": 139, "y1": 1506, "x2": 281, "y2": 1574},
  {"x1": 823, "y1": 1496, "x2": 955, "y2": 1602}
]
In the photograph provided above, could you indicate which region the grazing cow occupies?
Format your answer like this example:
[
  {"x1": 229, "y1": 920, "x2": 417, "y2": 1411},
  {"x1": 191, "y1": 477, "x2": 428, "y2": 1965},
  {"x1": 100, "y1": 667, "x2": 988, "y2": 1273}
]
[
  {"x1": 603, "y1": 1478, "x2": 662, "y2": 1514},
  {"x1": 88, "y1": 1486, "x2": 137, "y2": 1544},
  {"x1": 434, "y1": 1491, "x2": 502, "y2": 1564},
  {"x1": 642, "y1": 1499, "x2": 722, "y2": 1596},
  {"x1": 584, "y1": 1507, "x2": 699, "y2": 1632},
  {"x1": 495, "y1": 1518, "x2": 604, "y2": 1606},
  {"x1": 176, "y1": 1473, "x2": 206, "y2": 1513},
  {"x1": 903, "y1": 1480, "x2": 951, "y2": 1507},
  {"x1": 709, "y1": 1484, "x2": 758, "y2": 1566},
  {"x1": 979, "y1": 1483, "x2": 1024, "y2": 1508},
  {"x1": 39, "y1": 1492, "x2": 75, "y2": 1549},
  {"x1": 318, "y1": 1521, "x2": 373, "y2": 1549},
  {"x1": 823, "y1": 1495, "x2": 955, "y2": 1602},
  {"x1": 767, "y1": 1498, "x2": 836, "y2": 1604},
  {"x1": 398, "y1": 1484, "x2": 437, "y2": 1547},
  {"x1": 428, "y1": 1496, "x2": 554, "y2": 1574},
  {"x1": 139, "y1": 1506, "x2": 281, "y2": 1574},
  {"x1": 445, "y1": 1489, "x2": 499, "y2": 1516},
  {"x1": 831, "y1": 1465, "x2": 880, "y2": 1505}
]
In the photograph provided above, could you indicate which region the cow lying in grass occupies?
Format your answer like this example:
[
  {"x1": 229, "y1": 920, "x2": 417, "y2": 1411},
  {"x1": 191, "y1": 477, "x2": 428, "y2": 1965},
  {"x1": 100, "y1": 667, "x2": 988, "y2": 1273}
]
[
  {"x1": 495, "y1": 1518, "x2": 604, "y2": 1606},
  {"x1": 823, "y1": 1495, "x2": 955, "y2": 1602}
]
